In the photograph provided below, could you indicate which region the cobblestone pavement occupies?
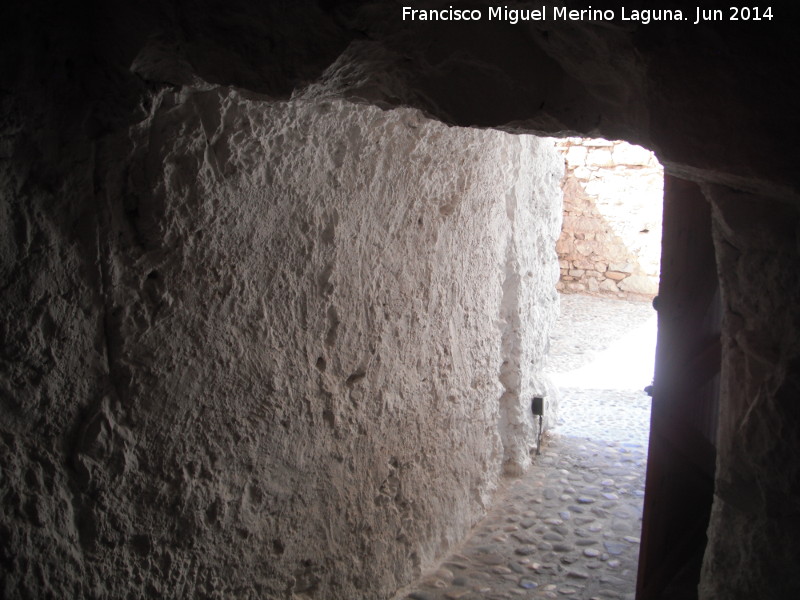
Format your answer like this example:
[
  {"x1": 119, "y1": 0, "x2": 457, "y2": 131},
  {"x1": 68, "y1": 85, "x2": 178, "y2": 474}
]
[{"x1": 395, "y1": 294, "x2": 656, "y2": 600}]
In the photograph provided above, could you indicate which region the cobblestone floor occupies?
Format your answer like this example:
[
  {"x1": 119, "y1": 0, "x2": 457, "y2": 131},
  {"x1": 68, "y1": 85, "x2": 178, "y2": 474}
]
[{"x1": 394, "y1": 294, "x2": 656, "y2": 600}]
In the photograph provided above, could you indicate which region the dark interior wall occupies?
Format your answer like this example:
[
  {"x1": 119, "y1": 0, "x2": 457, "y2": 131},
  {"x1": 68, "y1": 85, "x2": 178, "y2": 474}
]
[
  {"x1": 1, "y1": 52, "x2": 564, "y2": 600},
  {"x1": 701, "y1": 188, "x2": 800, "y2": 599},
  {"x1": 2, "y1": 1, "x2": 800, "y2": 598}
]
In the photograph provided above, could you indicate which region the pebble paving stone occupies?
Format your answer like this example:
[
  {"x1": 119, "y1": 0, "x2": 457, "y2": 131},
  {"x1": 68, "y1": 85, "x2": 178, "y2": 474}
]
[{"x1": 394, "y1": 295, "x2": 654, "y2": 600}]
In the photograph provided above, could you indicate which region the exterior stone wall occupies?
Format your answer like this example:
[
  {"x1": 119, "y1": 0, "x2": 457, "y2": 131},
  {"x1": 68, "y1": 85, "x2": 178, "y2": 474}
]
[{"x1": 554, "y1": 138, "x2": 663, "y2": 300}]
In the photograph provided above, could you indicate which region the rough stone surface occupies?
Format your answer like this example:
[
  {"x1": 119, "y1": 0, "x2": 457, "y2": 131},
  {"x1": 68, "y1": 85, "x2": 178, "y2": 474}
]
[
  {"x1": 3, "y1": 2, "x2": 800, "y2": 598},
  {"x1": 498, "y1": 154, "x2": 563, "y2": 475},
  {"x1": 554, "y1": 139, "x2": 662, "y2": 300},
  {"x1": 699, "y1": 187, "x2": 800, "y2": 599},
  {"x1": 0, "y1": 79, "x2": 562, "y2": 598}
]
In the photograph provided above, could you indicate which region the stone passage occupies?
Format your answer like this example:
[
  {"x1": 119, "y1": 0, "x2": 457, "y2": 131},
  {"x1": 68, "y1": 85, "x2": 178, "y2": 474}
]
[
  {"x1": 554, "y1": 139, "x2": 662, "y2": 300},
  {"x1": 0, "y1": 84, "x2": 563, "y2": 598},
  {"x1": 394, "y1": 295, "x2": 654, "y2": 600}
]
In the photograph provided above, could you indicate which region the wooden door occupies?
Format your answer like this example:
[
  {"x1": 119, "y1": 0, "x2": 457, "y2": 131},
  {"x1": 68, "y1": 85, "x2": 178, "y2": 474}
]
[{"x1": 636, "y1": 176, "x2": 721, "y2": 599}]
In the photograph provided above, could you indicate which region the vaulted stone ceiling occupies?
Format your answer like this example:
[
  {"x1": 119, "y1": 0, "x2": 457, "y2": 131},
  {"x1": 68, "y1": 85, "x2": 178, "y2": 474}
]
[{"x1": 6, "y1": 1, "x2": 798, "y2": 197}]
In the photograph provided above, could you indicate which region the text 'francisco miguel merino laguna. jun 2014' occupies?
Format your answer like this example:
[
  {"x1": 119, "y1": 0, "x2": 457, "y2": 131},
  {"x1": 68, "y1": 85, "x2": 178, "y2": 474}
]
[{"x1": 401, "y1": 5, "x2": 775, "y2": 25}]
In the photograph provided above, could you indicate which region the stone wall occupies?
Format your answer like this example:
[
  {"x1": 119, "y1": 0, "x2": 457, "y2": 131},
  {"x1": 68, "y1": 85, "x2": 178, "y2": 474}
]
[
  {"x1": 0, "y1": 73, "x2": 562, "y2": 597},
  {"x1": 700, "y1": 187, "x2": 800, "y2": 599},
  {"x1": 554, "y1": 139, "x2": 663, "y2": 300}
]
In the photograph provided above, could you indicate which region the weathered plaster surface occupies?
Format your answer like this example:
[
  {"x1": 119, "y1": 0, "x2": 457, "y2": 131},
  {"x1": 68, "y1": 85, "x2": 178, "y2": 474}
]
[{"x1": 1, "y1": 82, "x2": 562, "y2": 598}]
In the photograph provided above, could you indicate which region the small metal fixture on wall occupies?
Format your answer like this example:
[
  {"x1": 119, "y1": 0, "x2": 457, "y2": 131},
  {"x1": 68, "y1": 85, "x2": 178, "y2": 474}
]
[{"x1": 532, "y1": 396, "x2": 544, "y2": 455}]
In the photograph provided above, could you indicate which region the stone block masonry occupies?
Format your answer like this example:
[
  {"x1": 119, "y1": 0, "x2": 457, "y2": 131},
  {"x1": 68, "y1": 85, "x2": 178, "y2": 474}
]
[{"x1": 554, "y1": 138, "x2": 663, "y2": 300}]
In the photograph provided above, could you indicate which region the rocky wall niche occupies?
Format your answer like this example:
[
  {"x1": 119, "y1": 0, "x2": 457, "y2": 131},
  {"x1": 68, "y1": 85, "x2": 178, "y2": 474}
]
[{"x1": 0, "y1": 74, "x2": 562, "y2": 597}]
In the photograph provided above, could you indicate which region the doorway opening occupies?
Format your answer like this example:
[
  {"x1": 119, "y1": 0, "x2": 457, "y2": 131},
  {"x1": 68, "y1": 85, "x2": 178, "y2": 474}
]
[
  {"x1": 545, "y1": 137, "x2": 665, "y2": 596},
  {"x1": 397, "y1": 134, "x2": 668, "y2": 600}
]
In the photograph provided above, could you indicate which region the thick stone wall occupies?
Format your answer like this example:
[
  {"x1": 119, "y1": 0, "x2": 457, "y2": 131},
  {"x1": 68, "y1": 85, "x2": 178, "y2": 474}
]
[
  {"x1": 700, "y1": 187, "x2": 800, "y2": 599},
  {"x1": 5, "y1": 2, "x2": 800, "y2": 598},
  {"x1": 0, "y1": 78, "x2": 562, "y2": 598},
  {"x1": 555, "y1": 139, "x2": 662, "y2": 299}
]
